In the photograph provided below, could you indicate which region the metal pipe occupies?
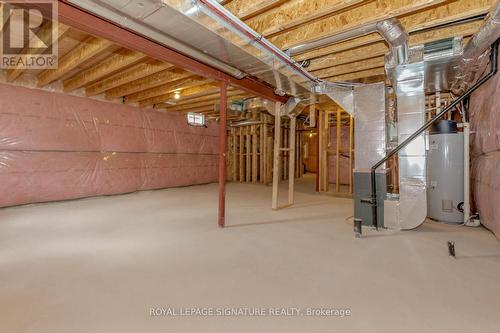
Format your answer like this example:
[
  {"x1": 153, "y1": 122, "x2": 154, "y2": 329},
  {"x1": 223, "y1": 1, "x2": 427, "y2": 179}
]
[
  {"x1": 287, "y1": 22, "x2": 378, "y2": 56},
  {"x1": 198, "y1": 0, "x2": 320, "y2": 83},
  {"x1": 63, "y1": 0, "x2": 247, "y2": 79},
  {"x1": 218, "y1": 82, "x2": 228, "y2": 228},
  {"x1": 364, "y1": 38, "x2": 499, "y2": 230},
  {"x1": 286, "y1": 18, "x2": 409, "y2": 65},
  {"x1": 463, "y1": 122, "x2": 470, "y2": 224},
  {"x1": 58, "y1": 1, "x2": 287, "y2": 103}
]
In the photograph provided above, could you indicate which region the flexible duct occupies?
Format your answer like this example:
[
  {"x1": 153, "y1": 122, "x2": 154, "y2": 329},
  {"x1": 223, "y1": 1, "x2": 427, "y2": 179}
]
[
  {"x1": 452, "y1": 1, "x2": 500, "y2": 93},
  {"x1": 376, "y1": 19, "x2": 409, "y2": 66}
]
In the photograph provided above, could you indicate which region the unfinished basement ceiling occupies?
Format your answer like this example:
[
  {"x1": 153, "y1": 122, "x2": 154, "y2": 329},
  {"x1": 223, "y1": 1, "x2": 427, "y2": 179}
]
[{"x1": 1, "y1": 0, "x2": 496, "y2": 117}]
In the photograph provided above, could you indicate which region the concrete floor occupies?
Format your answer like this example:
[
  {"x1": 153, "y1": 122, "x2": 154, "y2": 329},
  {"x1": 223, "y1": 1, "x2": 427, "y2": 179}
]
[{"x1": 0, "y1": 175, "x2": 499, "y2": 332}]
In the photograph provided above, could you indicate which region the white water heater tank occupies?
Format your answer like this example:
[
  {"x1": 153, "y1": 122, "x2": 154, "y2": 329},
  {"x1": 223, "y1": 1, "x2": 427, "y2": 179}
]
[{"x1": 427, "y1": 121, "x2": 464, "y2": 223}]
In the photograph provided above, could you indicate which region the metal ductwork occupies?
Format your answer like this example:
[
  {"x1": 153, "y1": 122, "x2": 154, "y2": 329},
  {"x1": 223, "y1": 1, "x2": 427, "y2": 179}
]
[
  {"x1": 287, "y1": 18, "x2": 409, "y2": 66},
  {"x1": 303, "y1": 18, "x2": 409, "y2": 110},
  {"x1": 377, "y1": 18, "x2": 410, "y2": 66},
  {"x1": 64, "y1": 0, "x2": 249, "y2": 80},
  {"x1": 452, "y1": 0, "x2": 500, "y2": 93},
  {"x1": 242, "y1": 97, "x2": 307, "y2": 118},
  {"x1": 229, "y1": 119, "x2": 263, "y2": 127},
  {"x1": 64, "y1": 0, "x2": 319, "y2": 99},
  {"x1": 314, "y1": 82, "x2": 357, "y2": 115}
]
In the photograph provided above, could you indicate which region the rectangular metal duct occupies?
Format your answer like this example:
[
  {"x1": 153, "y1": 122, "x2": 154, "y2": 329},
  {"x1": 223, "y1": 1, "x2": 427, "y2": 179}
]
[
  {"x1": 65, "y1": 0, "x2": 314, "y2": 98},
  {"x1": 393, "y1": 62, "x2": 427, "y2": 230}
]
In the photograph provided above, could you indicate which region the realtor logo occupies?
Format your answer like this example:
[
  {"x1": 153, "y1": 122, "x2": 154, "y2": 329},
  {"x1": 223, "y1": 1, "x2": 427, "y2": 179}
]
[{"x1": 0, "y1": 0, "x2": 58, "y2": 69}]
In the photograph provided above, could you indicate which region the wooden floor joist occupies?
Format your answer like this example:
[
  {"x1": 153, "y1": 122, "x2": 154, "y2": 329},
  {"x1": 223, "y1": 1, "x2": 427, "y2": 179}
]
[
  {"x1": 7, "y1": 22, "x2": 69, "y2": 83},
  {"x1": 37, "y1": 36, "x2": 113, "y2": 87},
  {"x1": 63, "y1": 49, "x2": 147, "y2": 92},
  {"x1": 85, "y1": 60, "x2": 173, "y2": 97},
  {"x1": 104, "y1": 69, "x2": 192, "y2": 100},
  {"x1": 136, "y1": 81, "x2": 216, "y2": 106}
]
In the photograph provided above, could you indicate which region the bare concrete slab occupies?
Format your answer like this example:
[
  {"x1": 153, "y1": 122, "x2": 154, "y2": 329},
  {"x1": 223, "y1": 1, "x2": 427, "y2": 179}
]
[{"x1": 0, "y1": 176, "x2": 499, "y2": 332}]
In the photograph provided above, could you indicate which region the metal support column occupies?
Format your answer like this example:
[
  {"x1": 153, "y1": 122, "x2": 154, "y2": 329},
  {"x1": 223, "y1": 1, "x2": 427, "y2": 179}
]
[
  {"x1": 288, "y1": 116, "x2": 296, "y2": 204},
  {"x1": 272, "y1": 102, "x2": 282, "y2": 210},
  {"x1": 218, "y1": 82, "x2": 228, "y2": 228}
]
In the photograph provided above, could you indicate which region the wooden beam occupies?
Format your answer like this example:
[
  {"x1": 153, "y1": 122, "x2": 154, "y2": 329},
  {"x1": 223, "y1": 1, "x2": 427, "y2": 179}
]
[
  {"x1": 57, "y1": 2, "x2": 288, "y2": 103},
  {"x1": 104, "y1": 69, "x2": 192, "y2": 100},
  {"x1": 166, "y1": 99, "x2": 223, "y2": 112},
  {"x1": 306, "y1": 20, "x2": 481, "y2": 72},
  {"x1": 239, "y1": 0, "x2": 289, "y2": 21},
  {"x1": 63, "y1": 49, "x2": 147, "y2": 92},
  {"x1": 312, "y1": 56, "x2": 385, "y2": 79},
  {"x1": 402, "y1": 3, "x2": 492, "y2": 34},
  {"x1": 310, "y1": 20, "x2": 481, "y2": 79},
  {"x1": 6, "y1": 22, "x2": 69, "y2": 82},
  {"x1": 158, "y1": 93, "x2": 249, "y2": 111},
  {"x1": 294, "y1": 0, "x2": 493, "y2": 61},
  {"x1": 231, "y1": 127, "x2": 237, "y2": 181},
  {"x1": 268, "y1": 0, "x2": 449, "y2": 49},
  {"x1": 354, "y1": 74, "x2": 387, "y2": 84},
  {"x1": 239, "y1": 126, "x2": 245, "y2": 182},
  {"x1": 163, "y1": 89, "x2": 243, "y2": 107},
  {"x1": 246, "y1": 126, "x2": 251, "y2": 182},
  {"x1": 324, "y1": 67, "x2": 385, "y2": 81},
  {"x1": 263, "y1": 0, "x2": 366, "y2": 37},
  {"x1": 242, "y1": 0, "x2": 367, "y2": 37},
  {"x1": 307, "y1": 43, "x2": 387, "y2": 72},
  {"x1": 132, "y1": 80, "x2": 215, "y2": 105},
  {"x1": 163, "y1": 105, "x2": 214, "y2": 113},
  {"x1": 318, "y1": 109, "x2": 324, "y2": 192},
  {"x1": 85, "y1": 60, "x2": 172, "y2": 96},
  {"x1": 37, "y1": 36, "x2": 113, "y2": 87}
]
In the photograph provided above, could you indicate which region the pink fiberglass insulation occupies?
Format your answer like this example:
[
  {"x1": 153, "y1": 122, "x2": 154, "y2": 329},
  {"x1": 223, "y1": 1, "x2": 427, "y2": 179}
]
[
  {"x1": 469, "y1": 54, "x2": 500, "y2": 239},
  {"x1": 0, "y1": 83, "x2": 218, "y2": 207},
  {"x1": 469, "y1": 57, "x2": 500, "y2": 157},
  {"x1": 328, "y1": 125, "x2": 351, "y2": 184},
  {"x1": 471, "y1": 152, "x2": 500, "y2": 238}
]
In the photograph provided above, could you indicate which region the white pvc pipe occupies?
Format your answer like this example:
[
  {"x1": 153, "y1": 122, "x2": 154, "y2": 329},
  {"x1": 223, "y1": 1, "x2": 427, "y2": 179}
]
[{"x1": 463, "y1": 122, "x2": 470, "y2": 224}]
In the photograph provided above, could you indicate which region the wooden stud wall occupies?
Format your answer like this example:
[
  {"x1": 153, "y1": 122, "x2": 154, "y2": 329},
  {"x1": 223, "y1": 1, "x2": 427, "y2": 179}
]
[
  {"x1": 317, "y1": 108, "x2": 355, "y2": 197},
  {"x1": 226, "y1": 112, "x2": 304, "y2": 185}
]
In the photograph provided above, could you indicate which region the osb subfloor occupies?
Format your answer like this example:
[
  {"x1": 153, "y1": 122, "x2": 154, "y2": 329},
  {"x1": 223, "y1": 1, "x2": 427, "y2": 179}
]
[{"x1": 0, "y1": 175, "x2": 499, "y2": 332}]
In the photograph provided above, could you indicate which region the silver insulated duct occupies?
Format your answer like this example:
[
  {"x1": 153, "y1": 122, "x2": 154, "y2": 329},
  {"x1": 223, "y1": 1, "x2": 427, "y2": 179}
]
[
  {"x1": 453, "y1": 0, "x2": 500, "y2": 93},
  {"x1": 309, "y1": 18, "x2": 409, "y2": 110},
  {"x1": 287, "y1": 18, "x2": 409, "y2": 66}
]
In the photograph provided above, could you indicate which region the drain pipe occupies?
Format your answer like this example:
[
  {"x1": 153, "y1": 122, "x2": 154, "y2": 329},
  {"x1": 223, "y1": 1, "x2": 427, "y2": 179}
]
[{"x1": 286, "y1": 18, "x2": 409, "y2": 65}]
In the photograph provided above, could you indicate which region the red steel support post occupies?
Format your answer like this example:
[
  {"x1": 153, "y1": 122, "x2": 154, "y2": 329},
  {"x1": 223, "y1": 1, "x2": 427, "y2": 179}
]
[{"x1": 218, "y1": 82, "x2": 228, "y2": 228}]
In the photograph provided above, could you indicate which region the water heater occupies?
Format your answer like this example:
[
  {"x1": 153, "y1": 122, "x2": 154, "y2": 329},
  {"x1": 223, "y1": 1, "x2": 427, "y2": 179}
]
[{"x1": 427, "y1": 120, "x2": 464, "y2": 223}]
